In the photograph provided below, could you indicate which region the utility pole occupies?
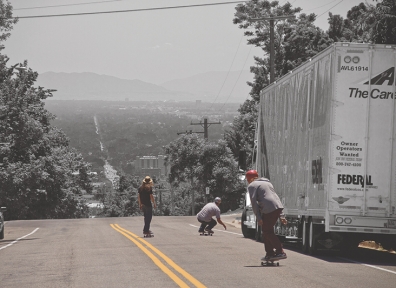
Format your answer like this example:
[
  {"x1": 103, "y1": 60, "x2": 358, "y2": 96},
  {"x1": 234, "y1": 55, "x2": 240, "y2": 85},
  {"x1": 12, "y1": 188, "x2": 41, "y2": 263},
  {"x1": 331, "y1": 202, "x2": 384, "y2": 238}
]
[
  {"x1": 176, "y1": 117, "x2": 221, "y2": 215},
  {"x1": 190, "y1": 117, "x2": 221, "y2": 140},
  {"x1": 251, "y1": 14, "x2": 295, "y2": 84}
]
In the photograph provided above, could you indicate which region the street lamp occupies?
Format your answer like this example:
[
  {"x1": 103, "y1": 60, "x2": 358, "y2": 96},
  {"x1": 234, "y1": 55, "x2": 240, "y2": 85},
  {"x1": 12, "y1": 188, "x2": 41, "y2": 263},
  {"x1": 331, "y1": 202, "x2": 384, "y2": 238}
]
[{"x1": 251, "y1": 14, "x2": 295, "y2": 84}]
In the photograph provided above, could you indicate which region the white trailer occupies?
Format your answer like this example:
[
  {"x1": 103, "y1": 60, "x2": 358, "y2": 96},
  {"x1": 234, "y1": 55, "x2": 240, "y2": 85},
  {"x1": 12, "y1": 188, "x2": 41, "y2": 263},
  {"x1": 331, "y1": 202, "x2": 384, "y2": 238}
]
[{"x1": 242, "y1": 43, "x2": 396, "y2": 254}]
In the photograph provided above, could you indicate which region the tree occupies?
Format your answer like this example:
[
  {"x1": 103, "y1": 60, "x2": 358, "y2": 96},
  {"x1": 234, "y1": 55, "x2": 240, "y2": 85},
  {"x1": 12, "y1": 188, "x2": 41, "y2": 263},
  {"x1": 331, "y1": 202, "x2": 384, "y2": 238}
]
[
  {"x1": 164, "y1": 134, "x2": 244, "y2": 213},
  {"x1": 0, "y1": 1, "x2": 93, "y2": 219},
  {"x1": 195, "y1": 140, "x2": 245, "y2": 212},
  {"x1": 224, "y1": 100, "x2": 257, "y2": 168},
  {"x1": 231, "y1": 1, "x2": 332, "y2": 162},
  {"x1": 164, "y1": 134, "x2": 205, "y2": 186},
  {"x1": 327, "y1": 1, "x2": 396, "y2": 44},
  {"x1": 368, "y1": 0, "x2": 396, "y2": 44},
  {"x1": 327, "y1": 3, "x2": 371, "y2": 43},
  {"x1": 233, "y1": 0, "x2": 303, "y2": 99},
  {"x1": 283, "y1": 13, "x2": 332, "y2": 73},
  {"x1": 0, "y1": 1, "x2": 17, "y2": 48}
]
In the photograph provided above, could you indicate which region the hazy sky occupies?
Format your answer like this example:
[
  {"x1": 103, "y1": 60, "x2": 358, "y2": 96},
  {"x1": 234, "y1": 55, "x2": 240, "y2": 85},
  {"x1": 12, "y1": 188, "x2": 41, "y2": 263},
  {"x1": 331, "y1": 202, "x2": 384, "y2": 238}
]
[{"x1": 6, "y1": 0, "x2": 368, "y2": 84}]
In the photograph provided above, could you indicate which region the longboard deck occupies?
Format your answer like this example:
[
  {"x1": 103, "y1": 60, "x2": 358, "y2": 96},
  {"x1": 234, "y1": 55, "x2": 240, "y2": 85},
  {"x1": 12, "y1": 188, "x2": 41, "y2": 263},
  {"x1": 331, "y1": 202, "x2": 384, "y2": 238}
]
[{"x1": 261, "y1": 261, "x2": 279, "y2": 266}]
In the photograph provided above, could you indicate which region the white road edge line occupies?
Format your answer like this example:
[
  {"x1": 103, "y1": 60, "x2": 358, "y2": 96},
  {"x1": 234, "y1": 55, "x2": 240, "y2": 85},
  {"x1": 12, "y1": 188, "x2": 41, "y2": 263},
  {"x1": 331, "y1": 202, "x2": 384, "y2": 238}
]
[
  {"x1": 189, "y1": 224, "x2": 243, "y2": 236},
  {"x1": 0, "y1": 228, "x2": 39, "y2": 251},
  {"x1": 338, "y1": 257, "x2": 396, "y2": 275}
]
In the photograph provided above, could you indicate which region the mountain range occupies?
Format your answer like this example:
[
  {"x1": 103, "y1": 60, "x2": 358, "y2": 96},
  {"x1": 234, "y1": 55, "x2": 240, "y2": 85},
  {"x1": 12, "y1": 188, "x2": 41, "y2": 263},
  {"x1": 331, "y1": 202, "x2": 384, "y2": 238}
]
[{"x1": 37, "y1": 70, "x2": 253, "y2": 103}]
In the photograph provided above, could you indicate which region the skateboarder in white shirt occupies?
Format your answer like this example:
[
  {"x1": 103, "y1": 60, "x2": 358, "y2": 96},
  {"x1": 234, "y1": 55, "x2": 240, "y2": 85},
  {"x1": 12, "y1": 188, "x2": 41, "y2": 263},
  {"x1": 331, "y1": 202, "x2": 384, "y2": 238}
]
[{"x1": 196, "y1": 197, "x2": 227, "y2": 234}]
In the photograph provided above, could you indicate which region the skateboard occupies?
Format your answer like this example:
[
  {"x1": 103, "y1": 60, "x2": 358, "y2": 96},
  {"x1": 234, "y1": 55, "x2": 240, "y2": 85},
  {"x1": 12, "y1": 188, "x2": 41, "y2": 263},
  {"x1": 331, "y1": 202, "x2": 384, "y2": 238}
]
[
  {"x1": 199, "y1": 231, "x2": 213, "y2": 236},
  {"x1": 143, "y1": 232, "x2": 154, "y2": 238},
  {"x1": 261, "y1": 260, "x2": 279, "y2": 266}
]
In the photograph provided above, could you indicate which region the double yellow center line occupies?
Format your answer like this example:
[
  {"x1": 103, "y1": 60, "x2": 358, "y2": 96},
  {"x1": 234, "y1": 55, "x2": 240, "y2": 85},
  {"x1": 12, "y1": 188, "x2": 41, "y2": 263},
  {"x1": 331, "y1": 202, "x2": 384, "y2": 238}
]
[{"x1": 110, "y1": 224, "x2": 206, "y2": 288}]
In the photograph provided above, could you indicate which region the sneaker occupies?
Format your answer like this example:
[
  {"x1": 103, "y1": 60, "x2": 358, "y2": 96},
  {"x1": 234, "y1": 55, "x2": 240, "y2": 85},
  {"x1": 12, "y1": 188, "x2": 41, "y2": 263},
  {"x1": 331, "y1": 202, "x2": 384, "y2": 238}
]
[
  {"x1": 260, "y1": 255, "x2": 273, "y2": 261},
  {"x1": 204, "y1": 228, "x2": 214, "y2": 234},
  {"x1": 198, "y1": 229, "x2": 204, "y2": 233},
  {"x1": 270, "y1": 253, "x2": 287, "y2": 260}
]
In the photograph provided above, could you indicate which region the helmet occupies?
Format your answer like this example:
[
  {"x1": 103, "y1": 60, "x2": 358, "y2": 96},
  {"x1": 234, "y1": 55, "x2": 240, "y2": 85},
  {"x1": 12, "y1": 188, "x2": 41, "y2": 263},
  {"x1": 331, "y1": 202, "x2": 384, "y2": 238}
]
[
  {"x1": 245, "y1": 170, "x2": 258, "y2": 181},
  {"x1": 214, "y1": 197, "x2": 221, "y2": 204}
]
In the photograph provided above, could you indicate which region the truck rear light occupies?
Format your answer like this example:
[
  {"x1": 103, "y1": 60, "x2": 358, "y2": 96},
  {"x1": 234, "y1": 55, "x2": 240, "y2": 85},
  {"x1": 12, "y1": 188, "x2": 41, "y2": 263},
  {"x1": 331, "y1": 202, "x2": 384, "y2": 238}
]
[
  {"x1": 344, "y1": 56, "x2": 351, "y2": 63},
  {"x1": 335, "y1": 217, "x2": 352, "y2": 225},
  {"x1": 352, "y1": 56, "x2": 360, "y2": 63}
]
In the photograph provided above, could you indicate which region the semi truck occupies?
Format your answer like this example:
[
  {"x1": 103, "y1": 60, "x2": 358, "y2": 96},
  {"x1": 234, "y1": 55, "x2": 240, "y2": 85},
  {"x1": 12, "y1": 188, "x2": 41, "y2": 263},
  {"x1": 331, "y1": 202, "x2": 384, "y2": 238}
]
[{"x1": 241, "y1": 42, "x2": 396, "y2": 254}]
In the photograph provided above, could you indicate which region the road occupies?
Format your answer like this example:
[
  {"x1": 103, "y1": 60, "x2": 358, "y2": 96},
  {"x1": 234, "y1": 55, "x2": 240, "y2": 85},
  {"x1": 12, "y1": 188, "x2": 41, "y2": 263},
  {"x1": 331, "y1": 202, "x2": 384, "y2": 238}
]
[{"x1": 1, "y1": 215, "x2": 395, "y2": 288}]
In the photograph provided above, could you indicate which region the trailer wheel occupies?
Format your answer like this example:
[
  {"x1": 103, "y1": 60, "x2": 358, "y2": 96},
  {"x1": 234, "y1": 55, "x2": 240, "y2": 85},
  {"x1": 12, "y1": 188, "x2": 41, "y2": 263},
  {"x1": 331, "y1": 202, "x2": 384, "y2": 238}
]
[{"x1": 301, "y1": 217, "x2": 309, "y2": 253}]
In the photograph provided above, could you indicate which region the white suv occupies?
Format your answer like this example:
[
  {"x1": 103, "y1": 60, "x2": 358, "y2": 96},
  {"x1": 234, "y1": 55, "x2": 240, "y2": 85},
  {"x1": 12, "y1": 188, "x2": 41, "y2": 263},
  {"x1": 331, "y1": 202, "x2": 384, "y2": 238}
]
[{"x1": 0, "y1": 207, "x2": 6, "y2": 239}]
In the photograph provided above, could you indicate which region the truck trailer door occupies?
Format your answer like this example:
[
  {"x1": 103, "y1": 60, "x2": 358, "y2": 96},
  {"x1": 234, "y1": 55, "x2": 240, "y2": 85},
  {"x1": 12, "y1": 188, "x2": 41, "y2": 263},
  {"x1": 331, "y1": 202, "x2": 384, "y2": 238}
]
[{"x1": 330, "y1": 44, "x2": 396, "y2": 218}]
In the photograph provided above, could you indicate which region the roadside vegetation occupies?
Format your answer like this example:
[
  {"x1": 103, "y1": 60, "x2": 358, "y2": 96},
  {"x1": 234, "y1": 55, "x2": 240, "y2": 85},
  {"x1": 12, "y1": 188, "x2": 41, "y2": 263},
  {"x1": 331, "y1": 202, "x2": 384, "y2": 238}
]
[{"x1": 0, "y1": 1, "x2": 92, "y2": 220}]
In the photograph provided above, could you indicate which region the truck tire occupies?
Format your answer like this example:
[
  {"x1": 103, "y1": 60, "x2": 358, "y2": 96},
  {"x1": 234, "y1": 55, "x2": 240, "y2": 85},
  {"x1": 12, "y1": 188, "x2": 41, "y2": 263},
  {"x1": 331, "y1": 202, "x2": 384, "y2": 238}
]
[
  {"x1": 301, "y1": 217, "x2": 309, "y2": 253},
  {"x1": 0, "y1": 226, "x2": 4, "y2": 240}
]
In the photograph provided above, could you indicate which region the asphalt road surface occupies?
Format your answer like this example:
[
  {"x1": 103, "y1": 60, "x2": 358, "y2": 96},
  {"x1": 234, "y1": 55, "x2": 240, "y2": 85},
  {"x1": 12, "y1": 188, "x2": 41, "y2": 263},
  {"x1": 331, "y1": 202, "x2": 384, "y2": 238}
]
[{"x1": 1, "y1": 215, "x2": 395, "y2": 288}]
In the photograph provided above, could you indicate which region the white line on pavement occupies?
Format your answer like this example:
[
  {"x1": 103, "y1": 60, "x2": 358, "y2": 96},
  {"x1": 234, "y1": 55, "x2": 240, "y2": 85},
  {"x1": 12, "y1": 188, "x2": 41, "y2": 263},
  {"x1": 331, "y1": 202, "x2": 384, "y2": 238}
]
[
  {"x1": 0, "y1": 228, "x2": 39, "y2": 251},
  {"x1": 338, "y1": 257, "x2": 396, "y2": 275},
  {"x1": 189, "y1": 224, "x2": 243, "y2": 236}
]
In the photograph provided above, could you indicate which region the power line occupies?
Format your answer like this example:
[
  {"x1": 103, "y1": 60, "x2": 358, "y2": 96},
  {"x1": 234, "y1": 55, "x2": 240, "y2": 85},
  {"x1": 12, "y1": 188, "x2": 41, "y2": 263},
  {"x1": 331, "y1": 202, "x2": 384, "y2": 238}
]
[
  {"x1": 316, "y1": 0, "x2": 344, "y2": 18},
  {"x1": 210, "y1": 33, "x2": 245, "y2": 108},
  {"x1": 12, "y1": 1, "x2": 246, "y2": 19},
  {"x1": 14, "y1": 0, "x2": 128, "y2": 11},
  {"x1": 220, "y1": 44, "x2": 253, "y2": 109}
]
